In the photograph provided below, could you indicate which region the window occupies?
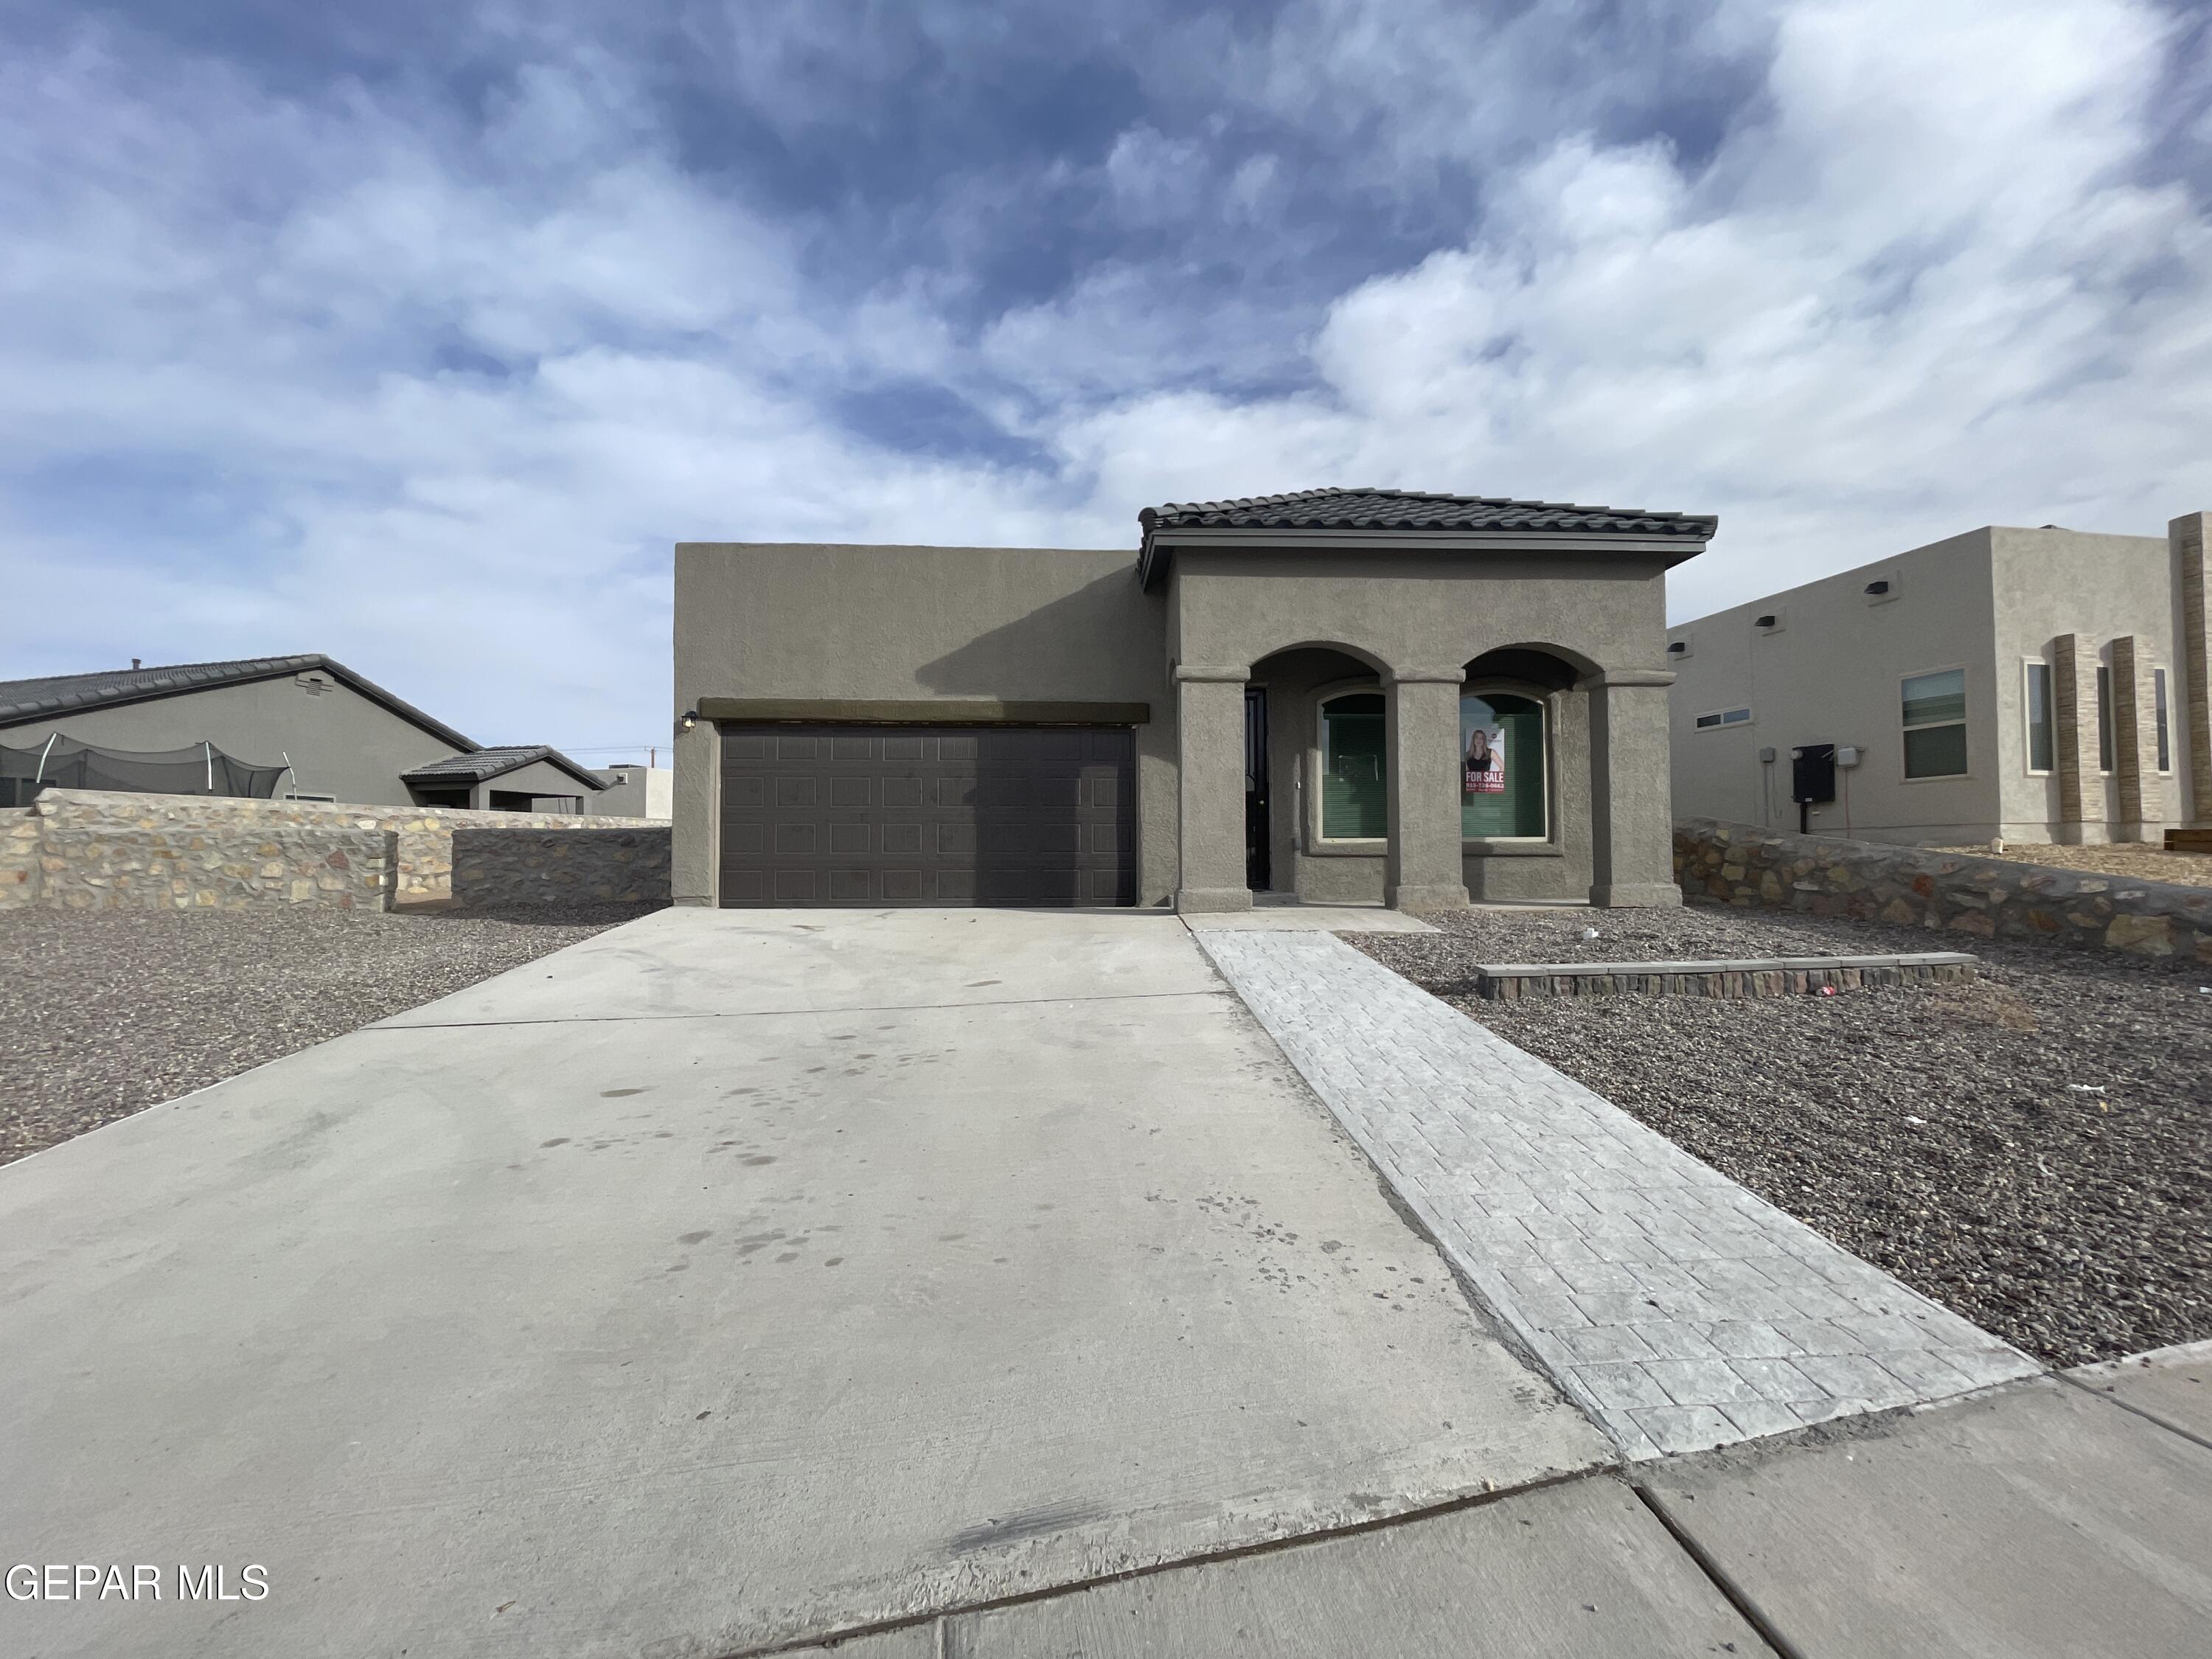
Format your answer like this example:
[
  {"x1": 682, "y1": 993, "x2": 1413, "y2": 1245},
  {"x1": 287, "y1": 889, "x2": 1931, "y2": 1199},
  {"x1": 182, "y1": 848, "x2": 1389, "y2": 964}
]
[
  {"x1": 2155, "y1": 668, "x2": 2171, "y2": 773},
  {"x1": 1901, "y1": 668, "x2": 1968, "y2": 778},
  {"x1": 2025, "y1": 661, "x2": 2053, "y2": 773},
  {"x1": 1320, "y1": 692, "x2": 1386, "y2": 838},
  {"x1": 2096, "y1": 665, "x2": 2113, "y2": 773},
  {"x1": 1461, "y1": 691, "x2": 1546, "y2": 838},
  {"x1": 1694, "y1": 706, "x2": 1753, "y2": 730}
]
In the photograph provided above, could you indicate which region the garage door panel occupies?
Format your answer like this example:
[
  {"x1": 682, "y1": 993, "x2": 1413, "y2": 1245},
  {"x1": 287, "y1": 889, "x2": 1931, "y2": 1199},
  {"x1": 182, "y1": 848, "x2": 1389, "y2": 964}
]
[{"x1": 720, "y1": 723, "x2": 1134, "y2": 908}]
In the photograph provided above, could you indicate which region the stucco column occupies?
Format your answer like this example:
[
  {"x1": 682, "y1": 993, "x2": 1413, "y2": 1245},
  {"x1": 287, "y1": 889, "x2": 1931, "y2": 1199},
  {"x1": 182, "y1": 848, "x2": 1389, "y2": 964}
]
[
  {"x1": 1585, "y1": 669, "x2": 1682, "y2": 908},
  {"x1": 2175, "y1": 512, "x2": 2212, "y2": 826},
  {"x1": 1384, "y1": 668, "x2": 1469, "y2": 913},
  {"x1": 669, "y1": 714, "x2": 721, "y2": 907},
  {"x1": 2053, "y1": 633, "x2": 2106, "y2": 846},
  {"x1": 1174, "y1": 664, "x2": 1252, "y2": 914}
]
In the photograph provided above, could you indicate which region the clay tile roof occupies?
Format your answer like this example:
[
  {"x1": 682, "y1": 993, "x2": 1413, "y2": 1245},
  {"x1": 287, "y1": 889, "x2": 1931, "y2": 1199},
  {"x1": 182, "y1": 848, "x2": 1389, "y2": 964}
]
[{"x1": 1138, "y1": 486, "x2": 1717, "y2": 538}]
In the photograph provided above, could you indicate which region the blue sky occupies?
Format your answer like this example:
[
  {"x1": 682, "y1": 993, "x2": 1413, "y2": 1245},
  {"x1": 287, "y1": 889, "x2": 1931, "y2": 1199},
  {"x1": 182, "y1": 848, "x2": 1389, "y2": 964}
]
[{"x1": 3, "y1": 0, "x2": 2208, "y2": 758}]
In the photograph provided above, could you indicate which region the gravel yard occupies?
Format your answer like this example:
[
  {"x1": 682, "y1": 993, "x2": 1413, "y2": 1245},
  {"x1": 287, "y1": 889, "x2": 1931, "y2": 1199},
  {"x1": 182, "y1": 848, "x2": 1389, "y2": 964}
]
[
  {"x1": 1349, "y1": 905, "x2": 2212, "y2": 1366},
  {"x1": 0, "y1": 904, "x2": 661, "y2": 1167},
  {"x1": 1927, "y1": 841, "x2": 2212, "y2": 888}
]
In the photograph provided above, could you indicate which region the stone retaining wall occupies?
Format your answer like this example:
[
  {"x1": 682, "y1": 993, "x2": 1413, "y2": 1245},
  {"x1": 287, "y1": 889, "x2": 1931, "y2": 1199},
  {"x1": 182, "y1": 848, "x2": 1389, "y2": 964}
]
[
  {"x1": 10, "y1": 822, "x2": 394, "y2": 912},
  {"x1": 451, "y1": 827, "x2": 671, "y2": 906},
  {"x1": 1676, "y1": 818, "x2": 2212, "y2": 961},
  {"x1": 14, "y1": 790, "x2": 661, "y2": 905}
]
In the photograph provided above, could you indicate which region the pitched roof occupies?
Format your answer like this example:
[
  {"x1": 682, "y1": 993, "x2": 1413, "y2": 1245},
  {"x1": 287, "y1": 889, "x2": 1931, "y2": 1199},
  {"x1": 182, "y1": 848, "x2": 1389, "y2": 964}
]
[
  {"x1": 0, "y1": 653, "x2": 477, "y2": 751},
  {"x1": 1141, "y1": 486, "x2": 1716, "y2": 536},
  {"x1": 1137, "y1": 487, "x2": 1717, "y2": 589},
  {"x1": 400, "y1": 745, "x2": 605, "y2": 791}
]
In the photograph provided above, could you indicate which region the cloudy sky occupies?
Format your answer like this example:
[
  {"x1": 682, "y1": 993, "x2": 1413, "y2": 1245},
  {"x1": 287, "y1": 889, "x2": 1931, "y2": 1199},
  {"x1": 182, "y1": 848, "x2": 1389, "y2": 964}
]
[{"x1": 3, "y1": 1, "x2": 2208, "y2": 757}]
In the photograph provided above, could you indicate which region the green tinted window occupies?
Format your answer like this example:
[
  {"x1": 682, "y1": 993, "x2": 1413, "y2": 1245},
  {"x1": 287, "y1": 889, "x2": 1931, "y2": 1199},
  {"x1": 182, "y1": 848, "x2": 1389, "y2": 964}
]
[
  {"x1": 1901, "y1": 669, "x2": 1965, "y2": 727},
  {"x1": 2025, "y1": 663, "x2": 2053, "y2": 772},
  {"x1": 1461, "y1": 692, "x2": 1545, "y2": 838},
  {"x1": 1902, "y1": 668, "x2": 1967, "y2": 779},
  {"x1": 1321, "y1": 693, "x2": 1386, "y2": 838},
  {"x1": 1905, "y1": 723, "x2": 1969, "y2": 779}
]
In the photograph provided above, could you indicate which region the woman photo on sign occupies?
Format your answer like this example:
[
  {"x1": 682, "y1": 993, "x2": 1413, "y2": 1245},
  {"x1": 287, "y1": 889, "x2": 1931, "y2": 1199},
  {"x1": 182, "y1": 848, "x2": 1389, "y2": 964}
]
[{"x1": 1464, "y1": 724, "x2": 1504, "y2": 793}]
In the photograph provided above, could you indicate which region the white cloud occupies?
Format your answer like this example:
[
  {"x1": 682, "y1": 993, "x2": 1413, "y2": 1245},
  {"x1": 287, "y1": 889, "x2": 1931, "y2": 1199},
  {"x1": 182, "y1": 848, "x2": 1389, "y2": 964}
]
[{"x1": 1, "y1": 0, "x2": 2208, "y2": 757}]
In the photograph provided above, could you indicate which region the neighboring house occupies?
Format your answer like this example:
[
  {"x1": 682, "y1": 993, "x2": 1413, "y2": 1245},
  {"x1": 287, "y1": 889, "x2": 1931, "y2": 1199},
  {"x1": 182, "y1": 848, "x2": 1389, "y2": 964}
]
[
  {"x1": 1666, "y1": 511, "x2": 2211, "y2": 847},
  {"x1": 0, "y1": 654, "x2": 605, "y2": 815},
  {"x1": 398, "y1": 745, "x2": 608, "y2": 814},
  {"x1": 591, "y1": 764, "x2": 673, "y2": 820},
  {"x1": 670, "y1": 487, "x2": 1716, "y2": 911}
]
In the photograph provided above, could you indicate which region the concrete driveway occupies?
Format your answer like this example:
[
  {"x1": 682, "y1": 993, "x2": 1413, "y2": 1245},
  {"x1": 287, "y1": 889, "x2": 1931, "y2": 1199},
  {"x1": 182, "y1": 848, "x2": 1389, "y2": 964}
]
[{"x1": 0, "y1": 908, "x2": 1605, "y2": 1657}]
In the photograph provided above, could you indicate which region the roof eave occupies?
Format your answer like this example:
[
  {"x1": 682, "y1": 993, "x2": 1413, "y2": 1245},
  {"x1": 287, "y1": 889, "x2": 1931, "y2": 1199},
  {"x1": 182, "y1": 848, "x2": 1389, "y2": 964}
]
[{"x1": 1138, "y1": 525, "x2": 1713, "y2": 591}]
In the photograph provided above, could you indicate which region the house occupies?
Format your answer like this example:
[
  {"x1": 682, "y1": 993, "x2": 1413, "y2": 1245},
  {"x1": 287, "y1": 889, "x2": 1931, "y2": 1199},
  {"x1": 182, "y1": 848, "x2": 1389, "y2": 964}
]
[
  {"x1": 1666, "y1": 511, "x2": 2210, "y2": 847},
  {"x1": 591, "y1": 764, "x2": 674, "y2": 821},
  {"x1": 669, "y1": 487, "x2": 1716, "y2": 910},
  {"x1": 0, "y1": 654, "x2": 606, "y2": 815},
  {"x1": 399, "y1": 746, "x2": 608, "y2": 814}
]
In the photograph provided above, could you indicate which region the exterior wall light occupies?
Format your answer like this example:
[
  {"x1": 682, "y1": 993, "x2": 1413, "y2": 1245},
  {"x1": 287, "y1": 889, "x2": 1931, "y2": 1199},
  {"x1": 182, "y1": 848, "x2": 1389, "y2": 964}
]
[{"x1": 680, "y1": 710, "x2": 700, "y2": 731}]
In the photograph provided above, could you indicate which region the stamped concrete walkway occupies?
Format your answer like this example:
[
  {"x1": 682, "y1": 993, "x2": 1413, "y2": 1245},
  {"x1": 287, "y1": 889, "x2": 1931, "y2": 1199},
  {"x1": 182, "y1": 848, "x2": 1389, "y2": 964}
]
[{"x1": 1196, "y1": 928, "x2": 2039, "y2": 1458}]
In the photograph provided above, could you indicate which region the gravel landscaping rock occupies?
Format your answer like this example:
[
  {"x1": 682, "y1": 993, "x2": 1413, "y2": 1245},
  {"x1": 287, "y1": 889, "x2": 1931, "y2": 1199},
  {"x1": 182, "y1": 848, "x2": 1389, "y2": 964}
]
[
  {"x1": 1349, "y1": 904, "x2": 2212, "y2": 1367},
  {"x1": 1926, "y1": 841, "x2": 2212, "y2": 889},
  {"x1": 0, "y1": 903, "x2": 661, "y2": 1167}
]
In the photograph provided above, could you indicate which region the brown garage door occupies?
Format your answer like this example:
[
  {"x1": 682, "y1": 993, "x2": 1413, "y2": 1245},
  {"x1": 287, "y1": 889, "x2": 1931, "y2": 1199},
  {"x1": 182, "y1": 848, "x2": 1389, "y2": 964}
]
[{"x1": 719, "y1": 725, "x2": 1135, "y2": 907}]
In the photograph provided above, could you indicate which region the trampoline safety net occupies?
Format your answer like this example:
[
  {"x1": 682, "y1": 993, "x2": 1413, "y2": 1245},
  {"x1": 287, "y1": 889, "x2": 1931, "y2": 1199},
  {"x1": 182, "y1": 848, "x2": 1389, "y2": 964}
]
[{"x1": 0, "y1": 737, "x2": 292, "y2": 807}]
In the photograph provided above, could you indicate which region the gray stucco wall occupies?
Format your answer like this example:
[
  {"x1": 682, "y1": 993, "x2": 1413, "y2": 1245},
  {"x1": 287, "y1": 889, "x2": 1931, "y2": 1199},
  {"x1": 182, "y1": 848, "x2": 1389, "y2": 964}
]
[
  {"x1": 465, "y1": 757, "x2": 599, "y2": 811},
  {"x1": 1666, "y1": 529, "x2": 2003, "y2": 845},
  {"x1": 672, "y1": 543, "x2": 1175, "y2": 905},
  {"x1": 1, "y1": 669, "x2": 461, "y2": 809},
  {"x1": 1175, "y1": 547, "x2": 1669, "y2": 906},
  {"x1": 1989, "y1": 526, "x2": 2188, "y2": 841}
]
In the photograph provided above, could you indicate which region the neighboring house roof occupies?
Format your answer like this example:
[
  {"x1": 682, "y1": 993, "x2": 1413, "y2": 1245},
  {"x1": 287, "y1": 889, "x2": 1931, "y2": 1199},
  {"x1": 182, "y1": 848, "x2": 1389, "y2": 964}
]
[
  {"x1": 0, "y1": 653, "x2": 479, "y2": 751},
  {"x1": 400, "y1": 745, "x2": 606, "y2": 792},
  {"x1": 1137, "y1": 487, "x2": 1718, "y2": 589}
]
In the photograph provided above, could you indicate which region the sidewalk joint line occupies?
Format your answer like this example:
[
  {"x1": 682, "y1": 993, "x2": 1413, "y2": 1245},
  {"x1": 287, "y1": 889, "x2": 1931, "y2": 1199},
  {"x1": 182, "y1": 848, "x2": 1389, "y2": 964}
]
[
  {"x1": 705, "y1": 1464, "x2": 1614, "y2": 1659},
  {"x1": 2056, "y1": 1371, "x2": 2212, "y2": 1455},
  {"x1": 1630, "y1": 1482, "x2": 1808, "y2": 1659}
]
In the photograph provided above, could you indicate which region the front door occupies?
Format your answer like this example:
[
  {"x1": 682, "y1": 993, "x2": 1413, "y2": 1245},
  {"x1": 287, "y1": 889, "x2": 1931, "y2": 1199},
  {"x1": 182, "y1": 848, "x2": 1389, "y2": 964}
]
[{"x1": 1244, "y1": 686, "x2": 1270, "y2": 892}]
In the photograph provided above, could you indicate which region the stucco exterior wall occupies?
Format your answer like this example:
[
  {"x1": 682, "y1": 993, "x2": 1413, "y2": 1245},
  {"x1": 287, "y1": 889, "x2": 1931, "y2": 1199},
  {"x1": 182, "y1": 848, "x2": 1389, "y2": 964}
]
[
  {"x1": 672, "y1": 543, "x2": 1175, "y2": 905},
  {"x1": 1178, "y1": 548, "x2": 1667, "y2": 906},
  {"x1": 0, "y1": 670, "x2": 462, "y2": 808},
  {"x1": 1169, "y1": 548, "x2": 1667, "y2": 677},
  {"x1": 1989, "y1": 526, "x2": 2188, "y2": 844},
  {"x1": 591, "y1": 767, "x2": 674, "y2": 819},
  {"x1": 1666, "y1": 529, "x2": 2003, "y2": 845},
  {"x1": 462, "y1": 757, "x2": 598, "y2": 811}
]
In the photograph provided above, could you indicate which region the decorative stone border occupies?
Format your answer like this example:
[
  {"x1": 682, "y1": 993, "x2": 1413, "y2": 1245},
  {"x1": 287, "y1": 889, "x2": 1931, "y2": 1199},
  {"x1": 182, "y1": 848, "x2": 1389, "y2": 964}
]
[{"x1": 1456, "y1": 952, "x2": 1978, "y2": 1001}]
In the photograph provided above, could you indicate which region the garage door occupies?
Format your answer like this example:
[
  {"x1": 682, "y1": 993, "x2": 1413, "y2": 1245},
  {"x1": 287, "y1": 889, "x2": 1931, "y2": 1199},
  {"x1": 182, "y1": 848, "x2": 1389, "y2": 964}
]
[{"x1": 719, "y1": 725, "x2": 1135, "y2": 907}]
